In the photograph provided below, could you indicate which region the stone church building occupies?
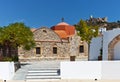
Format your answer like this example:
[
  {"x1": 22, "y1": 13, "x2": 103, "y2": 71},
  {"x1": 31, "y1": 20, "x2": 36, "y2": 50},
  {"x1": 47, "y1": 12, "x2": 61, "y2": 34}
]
[{"x1": 18, "y1": 22, "x2": 88, "y2": 60}]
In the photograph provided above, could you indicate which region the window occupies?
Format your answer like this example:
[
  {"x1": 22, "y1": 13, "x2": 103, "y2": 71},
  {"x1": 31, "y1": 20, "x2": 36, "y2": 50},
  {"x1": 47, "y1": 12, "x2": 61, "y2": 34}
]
[
  {"x1": 79, "y1": 45, "x2": 84, "y2": 53},
  {"x1": 53, "y1": 47, "x2": 57, "y2": 54},
  {"x1": 43, "y1": 30, "x2": 47, "y2": 33},
  {"x1": 36, "y1": 47, "x2": 41, "y2": 54}
]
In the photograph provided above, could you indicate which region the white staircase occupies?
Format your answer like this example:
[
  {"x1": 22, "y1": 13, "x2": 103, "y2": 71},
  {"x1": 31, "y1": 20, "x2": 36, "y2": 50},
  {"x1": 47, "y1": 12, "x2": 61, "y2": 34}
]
[{"x1": 26, "y1": 68, "x2": 61, "y2": 80}]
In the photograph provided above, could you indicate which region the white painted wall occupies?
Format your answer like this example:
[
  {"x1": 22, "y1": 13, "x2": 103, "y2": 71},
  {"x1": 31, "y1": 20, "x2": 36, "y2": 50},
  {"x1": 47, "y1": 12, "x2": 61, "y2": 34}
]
[
  {"x1": 102, "y1": 61, "x2": 120, "y2": 79},
  {"x1": 89, "y1": 37, "x2": 102, "y2": 60},
  {"x1": 61, "y1": 61, "x2": 102, "y2": 79},
  {"x1": 103, "y1": 28, "x2": 120, "y2": 60},
  {"x1": 90, "y1": 28, "x2": 120, "y2": 60},
  {"x1": 0, "y1": 62, "x2": 15, "y2": 80},
  {"x1": 61, "y1": 61, "x2": 120, "y2": 80}
]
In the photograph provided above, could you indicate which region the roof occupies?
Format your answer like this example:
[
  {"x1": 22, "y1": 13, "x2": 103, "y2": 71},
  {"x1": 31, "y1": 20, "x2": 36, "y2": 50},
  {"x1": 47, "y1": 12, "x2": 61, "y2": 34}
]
[
  {"x1": 51, "y1": 22, "x2": 75, "y2": 39},
  {"x1": 54, "y1": 30, "x2": 68, "y2": 39},
  {"x1": 57, "y1": 22, "x2": 69, "y2": 26}
]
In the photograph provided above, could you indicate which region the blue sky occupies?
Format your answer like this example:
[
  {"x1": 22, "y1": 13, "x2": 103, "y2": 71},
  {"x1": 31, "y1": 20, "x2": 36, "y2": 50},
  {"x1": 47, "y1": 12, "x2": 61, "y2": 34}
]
[{"x1": 0, "y1": 0, "x2": 120, "y2": 28}]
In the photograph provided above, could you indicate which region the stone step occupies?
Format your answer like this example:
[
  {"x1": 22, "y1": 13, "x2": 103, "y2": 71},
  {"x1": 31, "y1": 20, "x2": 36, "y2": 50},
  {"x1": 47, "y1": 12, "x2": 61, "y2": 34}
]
[
  {"x1": 30, "y1": 68, "x2": 59, "y2": 70},
  {"x1": 27, "y1": 72, "x2": 58, "y2": 76},
  {"x1": 28, "y1": 70, "x2": 58, "y2": 73},
  {"x1": 26, "y1": 68, "x2": 60, "y2": 80}
]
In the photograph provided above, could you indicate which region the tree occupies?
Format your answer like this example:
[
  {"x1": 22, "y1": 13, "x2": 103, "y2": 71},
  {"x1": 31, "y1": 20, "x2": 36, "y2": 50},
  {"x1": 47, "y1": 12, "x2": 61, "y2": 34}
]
[
  {"x1": 0, "y1": 22, "x2": 35, "y2": 59},
  {"x1": 75, "y1": 19, "x2": 99, "y2": 60}
]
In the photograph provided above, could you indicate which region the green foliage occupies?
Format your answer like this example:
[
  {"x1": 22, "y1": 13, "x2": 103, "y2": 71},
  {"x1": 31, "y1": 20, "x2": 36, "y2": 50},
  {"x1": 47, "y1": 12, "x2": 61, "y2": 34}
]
[
  {"x1": 0, "y1": 22, "x2": 35, "y2": 59},
  {"x1": 0, "y1": 56, "x2": 18, "y2": 61},
  {"x1": 75, "y1": 20, "x2": 99, "y2": 44},
  {"x1": 2, "y1": 57, "x2": 13, "y2": 61},
  {"x1": 12, "y1": 56, "x2": 19, "y2": 62},
  {"x1": 0, "y1": 22, "x2": 35, "y2": 50}
]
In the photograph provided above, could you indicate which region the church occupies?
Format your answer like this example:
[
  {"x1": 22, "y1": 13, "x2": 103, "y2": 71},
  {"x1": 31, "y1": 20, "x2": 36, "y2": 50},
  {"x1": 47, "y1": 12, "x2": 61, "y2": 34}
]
[{"x1": 18, "y1": 21, "x2": 88, "y2": 60}]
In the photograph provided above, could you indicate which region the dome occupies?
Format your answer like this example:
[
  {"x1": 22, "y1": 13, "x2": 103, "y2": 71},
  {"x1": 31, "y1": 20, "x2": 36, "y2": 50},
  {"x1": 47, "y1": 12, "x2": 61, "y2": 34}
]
[
  {"x1": 57, "y1": 22, "x2": 69, "y2": 26},
  {"x1": 51, "y1": 22, "x2": 75, "y2": 39}
]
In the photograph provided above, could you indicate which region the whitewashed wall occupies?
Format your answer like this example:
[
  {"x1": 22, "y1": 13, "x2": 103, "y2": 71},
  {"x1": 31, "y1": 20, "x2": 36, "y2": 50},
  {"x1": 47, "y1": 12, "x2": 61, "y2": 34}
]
[
  {"x1": 90, "y1": 28, "x2": 120, "y2": 60},
  {"x1": 89, "y1": 37, "x2": 102, "y2": 60},
  {"x1": 102, "y1": 28, "x2": 120, "y2": 60},
  {"x1": 61, "y1": 61, "x2": 102, "y2": 79},
  {"x1": 102, "y1": 61, "x2": 120, "y2": 79},
  {"x1": 61, "y1": 61, "x2": 120, "y2": 80},
  {"x1": 0, "y1": 62, "x2": 15, "y2": 80}
]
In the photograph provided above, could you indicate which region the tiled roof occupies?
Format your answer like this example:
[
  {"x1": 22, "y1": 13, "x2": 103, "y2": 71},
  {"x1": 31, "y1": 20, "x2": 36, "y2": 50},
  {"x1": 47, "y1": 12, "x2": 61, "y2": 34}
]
[
  {"x1": 51, "y1": 22, "x2": 75, "y2": 39},
  {"x1": 54, "y1": 30, "x2": 68, "y2": 39}
]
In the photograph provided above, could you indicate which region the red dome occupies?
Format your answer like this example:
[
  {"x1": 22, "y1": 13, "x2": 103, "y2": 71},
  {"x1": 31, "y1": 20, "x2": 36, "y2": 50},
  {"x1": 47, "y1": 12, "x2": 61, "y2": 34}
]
[{"x1": 51, "y1": 22, "x2": 75, "y2": 39}]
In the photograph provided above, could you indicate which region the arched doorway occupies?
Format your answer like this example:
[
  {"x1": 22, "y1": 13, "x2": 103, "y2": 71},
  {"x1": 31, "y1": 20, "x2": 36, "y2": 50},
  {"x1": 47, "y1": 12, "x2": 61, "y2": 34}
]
[
  {"x1": 108, "y1": 34, "x2": 120, "y2": 60},
  {"x1": 114, "y1": 41, "x2": 120, "y2": 60}
]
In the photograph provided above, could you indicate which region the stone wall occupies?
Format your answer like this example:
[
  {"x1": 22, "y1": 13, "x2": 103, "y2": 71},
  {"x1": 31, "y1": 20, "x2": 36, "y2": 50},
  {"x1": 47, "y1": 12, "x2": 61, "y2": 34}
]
[
  {"x1": 34, "y1": 27, "x2": 61, "y2": 41},
  {"x1": 69, "y1": 33, "x2": 88, "y2": 56},
  {"x1": 19, "y1": 42, "x2": 70, "y2": 58}
]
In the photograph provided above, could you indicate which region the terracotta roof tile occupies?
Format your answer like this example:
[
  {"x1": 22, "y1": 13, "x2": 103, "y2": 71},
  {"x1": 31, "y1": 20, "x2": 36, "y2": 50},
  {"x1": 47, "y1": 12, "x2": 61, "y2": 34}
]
[
  {"x1": 54, "y1": 30, "x2": 68, "y2": 39},
  {"x1": 51, "y1": 22, "x2": 75, "y2": 39}
]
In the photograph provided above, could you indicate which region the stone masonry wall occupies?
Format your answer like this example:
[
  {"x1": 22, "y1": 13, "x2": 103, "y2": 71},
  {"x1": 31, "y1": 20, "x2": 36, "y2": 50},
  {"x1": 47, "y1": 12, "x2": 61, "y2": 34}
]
[
  {"x1": 19, "y1": 41, "x2": 70, "y2": 58},
  {"x1": 34, "y1": 27, "x2": 61, "y2": 41},
  {"x1": 69, "y1": 33, "x2": 88, "y2": 56}
]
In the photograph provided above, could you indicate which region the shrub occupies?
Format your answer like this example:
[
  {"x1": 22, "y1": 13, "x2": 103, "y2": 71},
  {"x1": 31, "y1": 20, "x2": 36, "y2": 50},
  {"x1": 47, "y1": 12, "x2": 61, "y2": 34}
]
[
  {"x1": 3, "y1": 57, "x2": 13, "y2": 61},
  {"x1": 12, "y1": 56, "x2": 19, "y2": 62},
  {"x1": 0, "y1": 56, "x2": 19, "y2": 62}
]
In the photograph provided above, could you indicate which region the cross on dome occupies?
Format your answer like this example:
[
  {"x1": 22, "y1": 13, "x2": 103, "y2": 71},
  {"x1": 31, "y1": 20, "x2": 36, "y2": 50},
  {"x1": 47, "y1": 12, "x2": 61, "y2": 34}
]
[{"x1": 61, "y1": 17, "x2": 64, "y2": 22}]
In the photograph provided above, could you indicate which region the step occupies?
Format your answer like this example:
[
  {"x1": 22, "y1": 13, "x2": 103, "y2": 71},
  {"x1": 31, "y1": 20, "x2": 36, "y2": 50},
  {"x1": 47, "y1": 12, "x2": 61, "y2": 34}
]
[
  {"x1": 28, "y1": 70, "x2": 58, "y2": 73},
  {"x1": 30, "y1": 68, "x2": 59, "y2": 70},
  {"x1": 26, "y1": 75, "x2": 61, "y2": 79},
  {"x1": 27, "y1": 72, "x2": 58, "y2": 76}
]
